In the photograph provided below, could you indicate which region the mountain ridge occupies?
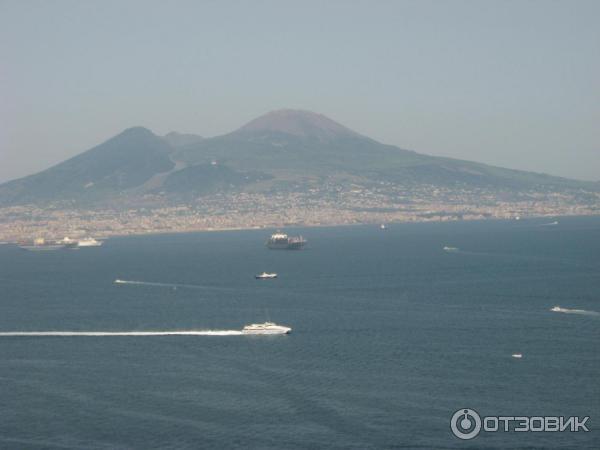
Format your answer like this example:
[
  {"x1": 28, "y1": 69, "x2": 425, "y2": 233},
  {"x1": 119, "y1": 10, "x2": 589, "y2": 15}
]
[{"x1": 0, "y1": 109, "x2": 598, "y2": 206}]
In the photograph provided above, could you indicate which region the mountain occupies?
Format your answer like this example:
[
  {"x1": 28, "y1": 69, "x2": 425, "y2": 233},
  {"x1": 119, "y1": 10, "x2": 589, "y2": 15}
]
[
  {"x1": 173, "y1": 110, "x2": 591, "y2": 191},
  {"x1": 235, "y1": 108, "x2": 361, "y2": 139},
  {"x1": 0, "y1": 109, "x2": 597, "y2": 206},
  {"x1": 0, "y1": 127, "x2": 174, "y2": 204}
]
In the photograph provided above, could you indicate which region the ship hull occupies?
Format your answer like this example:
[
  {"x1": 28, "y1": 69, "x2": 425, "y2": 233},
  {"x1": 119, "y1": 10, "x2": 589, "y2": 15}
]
[
  {"x1": 266, "y1": 241, "x2": 306, "y2": 250},
  {"x1": 267, "y1": 242, "x2": 290, "y2": 249},
  {"x1": 242, "y1": 328, "x2": 291, "y2": 335},
  {"x1": 19, "y1": 245, "x2": 65, "y2": 251}
]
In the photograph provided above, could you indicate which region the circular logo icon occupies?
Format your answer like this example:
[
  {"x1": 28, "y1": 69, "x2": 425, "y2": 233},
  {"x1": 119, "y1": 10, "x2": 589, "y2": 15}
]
[{"x1": 451, "y1": 408, "x2": 482, "y2": 440}]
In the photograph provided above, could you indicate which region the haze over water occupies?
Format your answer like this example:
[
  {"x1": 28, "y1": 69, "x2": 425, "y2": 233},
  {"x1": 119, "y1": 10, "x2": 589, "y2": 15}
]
[{"x1": 0, "y1": 217, "x2": 599, "y2": 449}]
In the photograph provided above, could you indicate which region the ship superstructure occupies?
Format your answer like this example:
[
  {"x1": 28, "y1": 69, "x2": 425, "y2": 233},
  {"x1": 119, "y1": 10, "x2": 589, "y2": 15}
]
[
  {"x1": 77, "y1": 237, "x2": 103, "y2": 247},
  {"x1": 266, "y1": 231, "x2": 306, "y2": 250}
]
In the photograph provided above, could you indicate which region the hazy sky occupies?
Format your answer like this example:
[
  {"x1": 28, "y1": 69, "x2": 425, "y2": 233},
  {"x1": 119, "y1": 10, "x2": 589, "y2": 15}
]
[{"x1": 1, "y1": 0, "x2": 598, "y2": 183}]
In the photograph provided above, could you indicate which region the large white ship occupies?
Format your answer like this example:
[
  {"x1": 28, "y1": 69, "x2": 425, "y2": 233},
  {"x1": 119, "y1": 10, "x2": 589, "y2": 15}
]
[
  {"x1": 242, "y1": 322, "x2": 291, "y2": 335},
  {"x1": 77, "y1": 237, "x2": 103, "y2": 247}
]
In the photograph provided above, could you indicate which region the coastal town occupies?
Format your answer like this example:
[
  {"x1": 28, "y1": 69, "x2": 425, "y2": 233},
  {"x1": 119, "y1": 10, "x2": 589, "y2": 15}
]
[{"x1": 1, "y1": 183, "x2": 598, "y2": 242}]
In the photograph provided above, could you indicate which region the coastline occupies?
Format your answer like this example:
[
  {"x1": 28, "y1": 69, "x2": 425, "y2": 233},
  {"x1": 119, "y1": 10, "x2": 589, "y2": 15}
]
[{"x1": 2, "y1": 211, "x2": 598, "y2": 243}]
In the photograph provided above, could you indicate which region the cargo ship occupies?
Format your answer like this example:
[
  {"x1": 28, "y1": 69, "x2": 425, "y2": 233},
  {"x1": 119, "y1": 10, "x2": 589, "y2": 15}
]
[
  {"x1": 266, "y1": 231, "x2": 306, "y2": 250},
  {"x1": 18, "y1": 237, "x2": 65, "y2": 251}
]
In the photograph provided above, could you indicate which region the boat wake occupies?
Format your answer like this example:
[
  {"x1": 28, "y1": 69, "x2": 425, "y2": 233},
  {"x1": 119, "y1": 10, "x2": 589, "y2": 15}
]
[
  {"x1": 550, "y1": 306, "x2": 600, "y2": 317},
  {"x1": 114, "y1": 279, "x2": 228, "y2": 291},
  {"x1": 0, "y1": 330, "x2": 243, "y2": 337}
]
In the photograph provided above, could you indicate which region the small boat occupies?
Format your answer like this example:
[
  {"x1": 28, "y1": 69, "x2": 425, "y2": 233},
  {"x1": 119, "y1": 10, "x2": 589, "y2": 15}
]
[
  {"x1": 114, "y1": 279, "x2": 126, "y2": 284},
  {"x1": 512, "y1": 353, "x2": 523, "y2": 359},
  {"x1": 443, "y1": 246, "x2": 459, "y2": 252},
  {"x1": 242, "y1": 322, "x2": 291, "y2": 335},
  {"x1": 255, "y1": 272, "x2": 277, "y2": 279},
  {"x1": 380, "y1": 224, "x2": 386, "y2": 230}
]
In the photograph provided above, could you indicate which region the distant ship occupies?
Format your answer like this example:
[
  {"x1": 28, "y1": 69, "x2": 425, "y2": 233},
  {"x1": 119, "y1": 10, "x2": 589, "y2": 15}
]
[
  {"x1": 255, "y1": 272, "x2": 278, "y2": 279},
  {"x1": 59, "y1": 237, "x2": 79, "y2": 249},
  {"x1": 266, "y1": 231, "x2": 306, "y2": 250},
  {"x1": 18, "y1": 237, "x2": 65, "y2": 251},
  {"x1": 77, "y1": 237, "x2": 103, "y2": 247},
  {"x1": 443, "y1": 246, "x2": 459, "y2": 252},
  {"x1": 242, "y1": 322, "x2": 291, "y2": 334},
  {"x1": 380, "y1": 224, "x2": 386, "y2": 230}
]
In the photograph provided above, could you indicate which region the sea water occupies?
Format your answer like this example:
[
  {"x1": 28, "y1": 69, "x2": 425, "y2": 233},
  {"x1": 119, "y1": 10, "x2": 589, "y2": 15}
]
[{"x1": 0, "y1": 217, "x2": 598, "y2": 449}]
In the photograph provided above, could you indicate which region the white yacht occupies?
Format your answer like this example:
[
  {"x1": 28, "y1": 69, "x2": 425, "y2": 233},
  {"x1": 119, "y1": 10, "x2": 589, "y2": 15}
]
[
  {"x1": 78, "y1": 237, "x2": 102, "y2": 247},
  {"x1": 443, "y1": 246, "x2": 459, "y2": 252},
  {"x1": 255, "y1": 272, "x2": 277, "y2": 279},
  {"x1": 242, "y1": 322, "x2": 291, "y2": 335}
]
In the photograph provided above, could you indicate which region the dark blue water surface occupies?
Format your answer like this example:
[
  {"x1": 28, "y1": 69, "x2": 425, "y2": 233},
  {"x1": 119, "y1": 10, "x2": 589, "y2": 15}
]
[{"x1": 0, "y1": 217, "x2": 599, "y2": 449}]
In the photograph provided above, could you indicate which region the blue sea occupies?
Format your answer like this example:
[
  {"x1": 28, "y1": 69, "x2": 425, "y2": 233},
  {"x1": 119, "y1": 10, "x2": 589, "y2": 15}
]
[{"x1": 0, "y1": 217, "x2": 599, "y2": 449}]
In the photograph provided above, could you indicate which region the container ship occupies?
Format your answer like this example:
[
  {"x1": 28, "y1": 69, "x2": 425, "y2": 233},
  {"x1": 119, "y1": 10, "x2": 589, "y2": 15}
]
[
  {"x1": 266, "y1": 231, "x2": 306, "y2": 250},
  {"x1": 18, "y1": 237, "x2": 65, "y2": 251}
]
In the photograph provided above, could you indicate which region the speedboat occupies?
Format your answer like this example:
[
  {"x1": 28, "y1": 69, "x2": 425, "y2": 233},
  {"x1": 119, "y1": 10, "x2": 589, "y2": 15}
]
[
  {"x1": 255, "y1": 272, "x2": 277, "y2": 279},
  {"x1": 242, "y1": 322, "x2": 291, "y2": 335},
  {"x1": 443, "y1": 246, "x2": 459, "y2": 252}
]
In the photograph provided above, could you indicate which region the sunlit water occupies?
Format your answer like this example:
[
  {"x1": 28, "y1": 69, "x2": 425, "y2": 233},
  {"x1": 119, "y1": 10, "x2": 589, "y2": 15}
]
[{"x1": 1, "y1": 217, "x2": 599, "y2": 449}]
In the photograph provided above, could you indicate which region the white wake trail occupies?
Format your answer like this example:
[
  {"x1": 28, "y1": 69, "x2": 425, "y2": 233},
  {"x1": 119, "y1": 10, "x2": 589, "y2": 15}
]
[
  {"x1": 0, "y1": 330, "x2": 243, "y2": 337},
  {"x1": 551, "y1": 307, "x2": 600, "y2": 317},
  {"x1": 538, "y1": 221, "x2": 559, "y2": 227},
  {"x1": 114, "y1": 279, "x2": 228, "y2": 290}
]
